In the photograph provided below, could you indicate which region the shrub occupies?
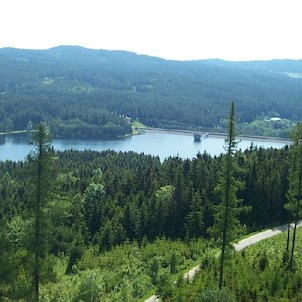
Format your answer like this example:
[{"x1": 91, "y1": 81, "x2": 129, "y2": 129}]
[{"x1": 198, "y1": 288, "x2": 236, "y2": 302}]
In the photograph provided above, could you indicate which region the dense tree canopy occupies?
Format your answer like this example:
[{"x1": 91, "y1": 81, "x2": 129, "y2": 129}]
[
  {"x1": 0, "y1": 46, "x2": 301, "y2": 138},
  {"x1": 1, "y1": 46, "x2": 302, "y2": 300},
  {"x1": 0, "y1": 135, "x2": 298, "y2": 300}
]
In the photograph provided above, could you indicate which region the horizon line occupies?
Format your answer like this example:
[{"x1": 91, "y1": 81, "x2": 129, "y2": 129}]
[{"x1": 1, "y1": 44, "x2": 302, "y2": 63}]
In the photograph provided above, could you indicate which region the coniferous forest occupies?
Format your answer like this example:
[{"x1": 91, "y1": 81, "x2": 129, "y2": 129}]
[
  {"x1": 0, "y1": 119, "x2": 302, "y2": 301},
  {"x1": 0, "y1": 47, "x2": 302, "y2": 301},
  {"x1": 0, "y1": 46, "x2": 302, "y2": 138}
]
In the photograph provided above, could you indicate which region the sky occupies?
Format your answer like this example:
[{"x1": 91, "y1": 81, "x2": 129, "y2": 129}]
[{"x1": 0, "y1": 0, "x2": 302, "y2": 61}]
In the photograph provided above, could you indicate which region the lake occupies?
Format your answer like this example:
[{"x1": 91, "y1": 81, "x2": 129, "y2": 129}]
[{"x1": 0, "y1": 131, "x2": 289, "y2": 162}]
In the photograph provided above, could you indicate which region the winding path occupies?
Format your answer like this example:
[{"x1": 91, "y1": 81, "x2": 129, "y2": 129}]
[
  {"x1": 144, "y1": 221, "x2": 302, "y2": 302},
  {"x1": 234, "y1": 221, "x2": 302, "y2": 252}
]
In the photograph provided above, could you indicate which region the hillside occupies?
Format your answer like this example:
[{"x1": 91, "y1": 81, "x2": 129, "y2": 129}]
[
  {"x1": 167, "y1": 227, "x2": 302, "y2": 301},
  {"x1": 0, "y1": 137, "x2": 300, "y2": 300},
  {"x1": 0, "y1": 46, "x2": 301, "y2": 137}
]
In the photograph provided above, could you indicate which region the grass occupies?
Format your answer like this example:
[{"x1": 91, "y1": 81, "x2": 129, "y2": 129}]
[
  {"x1": 131, "y1": 120, "x2": 147, "y2": 135},
  {"x1": 132, "y1": 120, "x2": 147, "y2": 129},
  {"x1": 40, "y1": 238, "x2": 208, "y2": 301},
  {"x1": 168, "y1": 227, "x2": 302, "y2": 301},
  {"x1": 39, "y1": 227, "x2": 302, "y2": 301},
  {"x1": 242, "y1": 226, "x2": 302, "y2": 267}
]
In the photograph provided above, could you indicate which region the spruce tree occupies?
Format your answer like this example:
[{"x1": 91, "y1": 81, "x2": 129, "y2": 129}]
[
  {"x1": 285, "y1": 121, "x2": 302, "y2": 270},
  {"x1": 211, "y1": 101, "x2": 244, "y2": 289},
  {"x1": 29, "y1": 124, "x2": 53, "y2": 302}
]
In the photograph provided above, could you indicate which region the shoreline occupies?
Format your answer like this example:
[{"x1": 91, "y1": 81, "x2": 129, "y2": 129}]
[
  {"x1": 1, "y1": 127, "x2": 292, "y2": 145},
  {"x1": 0, "y1": 130, "x2": 31, "y2": 136},
  {"x1": 138, "y1": 127, "x2": 292, "y2": 144}
]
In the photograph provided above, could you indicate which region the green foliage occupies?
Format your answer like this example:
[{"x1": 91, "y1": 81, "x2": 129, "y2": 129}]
[
  {"x1": 83, "y1": 182, "x2": 106, "y2": 237},
  {"x1": 185, "y1": 191, "x2": 205, "y2": 238},
  {"x1": 7, "y1": 215, "x2": 32, "y2": 249},
  {"x1": 154, "y1": 185, "x2": 175, "y2": 236},
  {"x1": 36, "y1": 239, "x2": 207, "y2": 301},
  {"x1": 211, "y1": 102, "x2": 245, "y2": 288},
  {"x1": 0, "y1": 47, "x2": 301, "y2": 138},
  {"x1": 150, "y1": 257, "x2": 160, "y2": 284},
  {"x1": 285, "y1": 122, "x2": 302, "y2": 269},
  {"x1": 0, "y1": 149, "x2": 292, "y2": 251},
  {"x1": 199, "y1": 288, "x2": 236, "y2": 302},
  {"x1": 238, "y1": 116, "x2": 295, "y2": 138},
  {"x1": 28, "y1": 123, "x2": 55, "y2": 301},
  {"x1": 0, "y1": 128, "x2": 300, "y2": 300},
  {"x1": 73, "y1": 270, "x2": 103, "y2": 302},
  {"x1": 170, "y1": 252, "x2": 178, "y2": 274},
  {"x1": 285, "y1": 122, "x2": 302, "y2": 218},
  {"x1": 170, "y1": 228, "x2": 302, "y2": 302},
  {"x1": 0, "y1": 219, "x2": 14, "y2": 298}
]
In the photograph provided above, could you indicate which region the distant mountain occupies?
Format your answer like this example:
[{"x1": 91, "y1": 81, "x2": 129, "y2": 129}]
[{"x1": 0, "y1": 46, "x2": 301, "y2": 137}]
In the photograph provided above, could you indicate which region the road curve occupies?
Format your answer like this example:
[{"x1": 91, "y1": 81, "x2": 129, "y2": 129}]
[
  {"x1": 144, "y1": 221, "x2": 302, "y2": 302},
  {"x1": 235, "y1": 221, "x2": 302, "y2": 251},
  {"x1": 144, "y1": 295, "x2": 159, "y2": 302}
]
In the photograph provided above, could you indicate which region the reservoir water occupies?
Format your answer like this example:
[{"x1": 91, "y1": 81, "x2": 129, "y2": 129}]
[{"x1": 0, "y1": 131, "x2": 288, "y2": 162}]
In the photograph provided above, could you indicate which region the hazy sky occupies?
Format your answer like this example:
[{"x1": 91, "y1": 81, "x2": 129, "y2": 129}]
[{"x1": 1, "y1": 0, "x2": 301, "y2": 61}]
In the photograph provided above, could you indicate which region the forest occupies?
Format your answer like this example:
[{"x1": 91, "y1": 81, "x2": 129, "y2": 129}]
[
  {"x1": 1, "y1": 47, "x2": 302, "y2": 300},
  {"x1": 1, "y1": 112, "x2": 302, "y2": 301},
  {"x1": 0, "y1": 46, "x2": 302, "y2": 138}
]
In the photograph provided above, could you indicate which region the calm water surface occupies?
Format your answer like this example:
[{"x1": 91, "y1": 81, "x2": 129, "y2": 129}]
[{"x1": 0, "y1": 132, "x2": 288, "y2": 162}]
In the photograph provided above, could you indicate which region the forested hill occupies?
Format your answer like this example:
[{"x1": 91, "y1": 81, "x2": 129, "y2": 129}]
[{"x1": 0, "y1": 46, "x2": 302, "y2": 137}]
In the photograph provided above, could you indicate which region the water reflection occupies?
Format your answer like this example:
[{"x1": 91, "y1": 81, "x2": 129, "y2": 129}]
[{"x1": 0, "y1": 136, "x2": 5, "y2": 145}]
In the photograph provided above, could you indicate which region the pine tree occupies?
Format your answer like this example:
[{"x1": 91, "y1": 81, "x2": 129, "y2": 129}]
[
  {"x1": 211, "y1": 102, "x2": 244, "y2": 289},
  {"x1": 0, "y1": 218, "x2": 13, "y2": 298},
  {"x1": 185, "y1": 190, "x2": 205, "y2": 238},
  {"x1": 285, "y1": 121, "x2": 302, "y2": 270},
  {"x1": 28, "y1": 124, "x2": 53, "y2": 302}
]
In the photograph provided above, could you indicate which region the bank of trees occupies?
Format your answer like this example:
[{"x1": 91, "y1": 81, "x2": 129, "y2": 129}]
[
  {"x1": 285, "y1": 122, "x2": 302, "y2": 270},
  {"x1": 0, "y1": 140, "x2": 293, "y2": 247},
  {"x1": 0, "y1": 95, "x2": 132, "y2": 138},
  {"x1": 210, "y1": 102, "x2": 245, "y2": 289},
  {"x1": 0, "y1": 144, "x2": 290, "y2": 299},
  {"x1": 0, "y1": 47, "x2": 302, "y2": 138},
  {"x1": 1, "y1": 119, "x2": 302, "y2": 299},
  {"x1": 29, "y1": 124, "x2": 53, "y2": 301},
  {"x1": 161, "y1": 228, "x2": 302, "y2": 302}
]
